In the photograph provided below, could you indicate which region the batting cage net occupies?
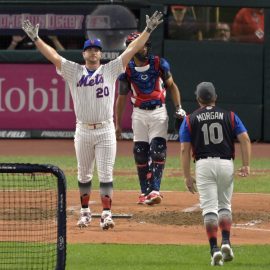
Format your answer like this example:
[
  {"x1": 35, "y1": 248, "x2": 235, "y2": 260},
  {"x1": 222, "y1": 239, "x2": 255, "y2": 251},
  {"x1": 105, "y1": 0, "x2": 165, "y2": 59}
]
[{"x1": 0, "y1": 163, "x2": 66, "y2": 270}]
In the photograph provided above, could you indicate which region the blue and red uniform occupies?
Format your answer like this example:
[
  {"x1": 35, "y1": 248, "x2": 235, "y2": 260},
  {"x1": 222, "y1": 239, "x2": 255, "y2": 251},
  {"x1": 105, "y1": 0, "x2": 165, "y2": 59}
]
[
  {"x1": 117, "y1": 55, "x2": 172, "y2": 199},
  {"x1": 180, "y1": 106, "x2": 247, "y2": 160},
  {"x1": 118, "y1": 55, "x2": 171, "y2": 107}
]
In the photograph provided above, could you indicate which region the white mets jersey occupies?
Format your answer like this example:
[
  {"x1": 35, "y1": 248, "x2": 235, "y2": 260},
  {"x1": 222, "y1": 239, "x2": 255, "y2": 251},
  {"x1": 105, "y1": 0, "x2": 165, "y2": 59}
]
[{"x1": 57, "y1": 56, "x2": 124, "y2": 123}]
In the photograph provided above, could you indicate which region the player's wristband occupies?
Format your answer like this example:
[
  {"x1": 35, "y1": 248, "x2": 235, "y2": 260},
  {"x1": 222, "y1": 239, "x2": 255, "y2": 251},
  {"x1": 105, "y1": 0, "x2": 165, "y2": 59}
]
[{"x1": 145, "y1": 27, "x2": 152, "y2": 33}]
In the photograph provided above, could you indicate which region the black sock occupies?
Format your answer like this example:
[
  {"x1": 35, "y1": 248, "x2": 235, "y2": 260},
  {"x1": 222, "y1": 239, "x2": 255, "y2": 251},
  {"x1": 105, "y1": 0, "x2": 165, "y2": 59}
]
[
  {"x1": 209, "y1": 237, "x2": 218, "y2": 254},
  {"x1": 222, "y1": 230, "x2": 230, "y2": 243}
]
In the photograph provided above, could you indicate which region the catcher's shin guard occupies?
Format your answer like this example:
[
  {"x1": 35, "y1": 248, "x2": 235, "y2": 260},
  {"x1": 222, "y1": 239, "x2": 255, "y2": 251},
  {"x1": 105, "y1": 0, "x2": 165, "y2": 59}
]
[
  {"x1": 149, "y1": 137, "x2": 166, "y2": 191},
  {"x1": 133, "y1": 142, "x2": 150, "y2": 194}
]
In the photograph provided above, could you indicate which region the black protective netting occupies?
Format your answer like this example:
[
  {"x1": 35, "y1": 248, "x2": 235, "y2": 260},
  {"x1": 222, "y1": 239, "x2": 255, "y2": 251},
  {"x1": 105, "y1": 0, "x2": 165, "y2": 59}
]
[{"x1": 0, "y1": 172, "x2": 58, "y2": 270}]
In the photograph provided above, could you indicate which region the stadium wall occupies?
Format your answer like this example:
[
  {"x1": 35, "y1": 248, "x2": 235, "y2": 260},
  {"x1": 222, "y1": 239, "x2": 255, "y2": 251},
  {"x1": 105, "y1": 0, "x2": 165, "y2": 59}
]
[{"x1": 0, "y1": 1, "x2": 270, "y2": 141}]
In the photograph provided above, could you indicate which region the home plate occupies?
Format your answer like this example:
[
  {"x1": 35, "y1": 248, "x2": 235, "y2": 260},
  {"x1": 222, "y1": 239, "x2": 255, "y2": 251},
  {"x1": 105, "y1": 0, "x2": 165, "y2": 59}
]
[
  {"x1": 182, "y1": 203, "x2": 200, "y2": 212},
  {"x1": 92, "y1": 213, "x2": 133, "y2": 218}
]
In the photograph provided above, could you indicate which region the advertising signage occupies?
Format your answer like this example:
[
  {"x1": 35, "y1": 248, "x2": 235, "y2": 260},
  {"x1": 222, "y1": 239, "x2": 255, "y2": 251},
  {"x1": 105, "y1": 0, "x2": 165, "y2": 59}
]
[
  {"x1": 0, "y1": 64, "x2": 132, "y2": 132},
  {"x1": 0, "y1": 5, "x2": 138, "y2": 35}
]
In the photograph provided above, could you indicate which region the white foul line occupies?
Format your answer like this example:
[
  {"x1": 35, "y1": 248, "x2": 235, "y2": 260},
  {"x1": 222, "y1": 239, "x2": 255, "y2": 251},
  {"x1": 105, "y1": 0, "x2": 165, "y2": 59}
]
[
  {"x1": 181, "y1": 205, "x2": 270, "y2": 232},
  {"x1": 233, "y1": 226, "x2": 270, "y2": 232}
]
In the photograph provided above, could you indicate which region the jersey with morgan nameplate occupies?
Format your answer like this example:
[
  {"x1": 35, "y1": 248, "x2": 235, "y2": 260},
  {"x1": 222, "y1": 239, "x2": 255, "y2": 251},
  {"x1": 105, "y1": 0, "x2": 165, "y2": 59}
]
[{"x1": 180, "y1": 105, "x2": 247, "y2": 160}]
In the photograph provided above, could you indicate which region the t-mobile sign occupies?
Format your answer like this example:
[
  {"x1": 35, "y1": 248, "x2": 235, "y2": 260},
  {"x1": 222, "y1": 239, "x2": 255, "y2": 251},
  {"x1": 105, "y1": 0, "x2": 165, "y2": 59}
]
[
  {"x1": 0, "y1": 64, "x2": 132, "y2": 130},
  {"x1": 0, "y1": 64, "x2": 75, "y2": 129}
]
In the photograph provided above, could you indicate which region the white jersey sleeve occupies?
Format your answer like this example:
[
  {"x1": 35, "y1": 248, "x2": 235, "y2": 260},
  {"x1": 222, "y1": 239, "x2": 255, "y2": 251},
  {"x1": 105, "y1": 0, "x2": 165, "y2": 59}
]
[
  {"x1": 103, "y1": 55, "x2": 125, "y2": 82},
  {"x1": 56, "y1": 57, "x2": 83, "y2": 82}
]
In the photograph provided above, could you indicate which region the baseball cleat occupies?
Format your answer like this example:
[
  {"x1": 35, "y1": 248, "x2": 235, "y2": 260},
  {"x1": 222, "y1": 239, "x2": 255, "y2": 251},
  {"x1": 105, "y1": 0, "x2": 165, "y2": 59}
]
[
  {"x1": 221, "y1": 241, "x2": 234, "y2": 262},
  {"x1": 137, "y1": 194, "x2": 147, "y2": 204},
  {"x1": 144, "y1": 191, "x2": 162, "y2": 205},
  {"x1": 100, "y1": 211, "x2": 115, "y2": 230},
  {"x1": 77, "y1": 208, "x2": 92, "y2": 228},
  {"x1": 211, "y1": 247, "x2": 223, "y2": 266}
]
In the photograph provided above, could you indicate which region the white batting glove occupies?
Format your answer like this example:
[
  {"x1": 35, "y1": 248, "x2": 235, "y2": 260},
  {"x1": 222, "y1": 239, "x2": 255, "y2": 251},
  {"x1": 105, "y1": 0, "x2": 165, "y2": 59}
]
[
  {"x1": 175, "y1": 105, "x2": 186, "y2": 119},
  {"x1": 22, "y1": 20, "x2": 39, "y2": 42},
  {"x1": 145, "y1": 11, "x2": 163, "y2": 33}
]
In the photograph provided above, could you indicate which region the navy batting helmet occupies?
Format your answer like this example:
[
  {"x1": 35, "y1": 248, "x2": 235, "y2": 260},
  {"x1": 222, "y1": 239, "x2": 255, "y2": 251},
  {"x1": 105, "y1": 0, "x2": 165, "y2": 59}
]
[{"x1": 83, "y1": 39, "x2": 102, "y2": 51}]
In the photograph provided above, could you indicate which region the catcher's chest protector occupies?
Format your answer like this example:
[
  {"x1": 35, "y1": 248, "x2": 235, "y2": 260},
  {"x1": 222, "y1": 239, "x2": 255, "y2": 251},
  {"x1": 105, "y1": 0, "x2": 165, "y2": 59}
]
[{"x1": 126, "y1": 56, "x2": 166, "y2": 106}]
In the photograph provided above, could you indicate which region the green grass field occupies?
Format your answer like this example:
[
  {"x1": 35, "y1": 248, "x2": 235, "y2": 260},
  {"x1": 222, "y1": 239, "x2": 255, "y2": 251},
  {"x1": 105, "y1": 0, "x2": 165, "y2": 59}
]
[
  {"x1": 0, "y1": 156, "x2": 269, "y2": 193},
  {"x1": 0, "y1": 155, "x2": 269, "y2": 269},
  {"x1": 66, "y1": 244, "x2": 270, "y2": 270}
]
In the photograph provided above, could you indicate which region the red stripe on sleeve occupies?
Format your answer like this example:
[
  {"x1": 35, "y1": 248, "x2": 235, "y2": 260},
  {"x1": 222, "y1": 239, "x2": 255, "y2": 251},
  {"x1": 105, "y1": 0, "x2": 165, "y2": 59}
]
[
  {"x1": 154, "y1": 56, "x2": 160, "y2": 71},
  {"x1": 230, "y1": 111, "x2": 236, "y2": 159},
  {"x1": 230, "y1": 111, "x2": 235, "y2": 130},
  {"x1": 186, "y1": 115, "x2": 192, "y2": 133}
]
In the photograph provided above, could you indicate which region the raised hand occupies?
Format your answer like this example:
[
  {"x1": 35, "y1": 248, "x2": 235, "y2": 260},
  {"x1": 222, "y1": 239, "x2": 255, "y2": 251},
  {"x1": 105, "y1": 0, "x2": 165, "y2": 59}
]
[
  {"x1": 145, "y1": 11, "x2": 163, "y2": 33},
  {"x1": 22, "y1": 20, "x2": 39, "y2": 42}
]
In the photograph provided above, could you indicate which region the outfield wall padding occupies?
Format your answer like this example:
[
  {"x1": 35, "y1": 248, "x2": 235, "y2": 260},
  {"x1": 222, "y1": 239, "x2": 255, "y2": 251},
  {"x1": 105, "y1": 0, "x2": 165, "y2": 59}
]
[{"x1": 164, "y1": 41, "x2": 264, "y2": 141}]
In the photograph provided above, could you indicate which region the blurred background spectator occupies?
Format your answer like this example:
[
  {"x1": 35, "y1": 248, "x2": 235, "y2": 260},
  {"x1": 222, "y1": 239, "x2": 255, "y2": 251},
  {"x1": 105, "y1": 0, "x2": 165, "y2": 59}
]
[
  {"x1": 6, "y1": 35, "x2": 65, "y2": 50},
  {"x1": 232, "y1": 8, "x2": 264, "y2": 43},
  {"x1": 211, "y1": 22, "x2": 231, "y2": 42},
  {"x1": 1, "y1": 6, "x2": 264, "y2": 50},
  {"x1": 167, "y1": 5, "x2": 202, "y2": 40}
]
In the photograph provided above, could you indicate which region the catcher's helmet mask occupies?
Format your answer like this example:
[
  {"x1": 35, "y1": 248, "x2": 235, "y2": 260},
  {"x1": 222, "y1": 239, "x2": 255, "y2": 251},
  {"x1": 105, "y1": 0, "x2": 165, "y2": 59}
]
[{"x1": 126, "y1": 32, "x2": 151, "y2": 61}]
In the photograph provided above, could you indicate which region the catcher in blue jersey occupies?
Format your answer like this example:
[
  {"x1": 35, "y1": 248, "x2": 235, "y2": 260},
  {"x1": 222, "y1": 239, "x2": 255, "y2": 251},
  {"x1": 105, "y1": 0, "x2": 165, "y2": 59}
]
[
  {"x1": 179, "y1": 82, "x2": 251, "y2": 266},
  {"x1": 115, "y1": 32, "x2": 186, "y2": 205}
]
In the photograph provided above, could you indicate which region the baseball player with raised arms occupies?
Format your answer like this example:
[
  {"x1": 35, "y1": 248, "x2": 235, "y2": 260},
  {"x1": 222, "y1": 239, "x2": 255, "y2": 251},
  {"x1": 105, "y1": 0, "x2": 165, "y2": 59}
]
[
  {"x1": 22, "y1": 11, "x2": 163, "y2": 230},
  {"x1": 115, "y1": 32, "x2": 186, "y2": 205},
  {"x1": 180, "y1": 82, "x2": 251, "y2": 265}
]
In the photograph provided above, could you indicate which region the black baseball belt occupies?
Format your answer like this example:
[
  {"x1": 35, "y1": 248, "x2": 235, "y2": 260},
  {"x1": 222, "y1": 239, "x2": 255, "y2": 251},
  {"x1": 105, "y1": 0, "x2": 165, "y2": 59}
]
[{"x1": 195, "y1": 156, "x2": 232, "y2": 161}]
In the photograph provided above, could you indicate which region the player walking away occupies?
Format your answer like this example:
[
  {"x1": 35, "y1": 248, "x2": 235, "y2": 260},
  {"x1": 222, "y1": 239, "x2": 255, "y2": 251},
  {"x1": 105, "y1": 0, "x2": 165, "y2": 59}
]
[
  {"x1": 115, "y1": 32, "x2": 186, "y2": 205},
  {"x1": 179, "y1": 82, "x2": 251, "y2": 265},
  {"x1": 22, "y1": 11, "x2": 163, "y2": 230}
]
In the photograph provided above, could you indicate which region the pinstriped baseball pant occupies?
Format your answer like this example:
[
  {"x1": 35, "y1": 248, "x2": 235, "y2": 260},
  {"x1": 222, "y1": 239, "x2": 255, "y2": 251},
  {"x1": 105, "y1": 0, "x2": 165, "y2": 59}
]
[{"x1": 74, "y1": 122, "x2": 116, "y2": 184}]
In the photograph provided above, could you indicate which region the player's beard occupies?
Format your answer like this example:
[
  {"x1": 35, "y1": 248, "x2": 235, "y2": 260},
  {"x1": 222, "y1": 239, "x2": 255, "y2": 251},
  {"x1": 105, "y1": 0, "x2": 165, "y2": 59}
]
[
  {"x1": 86, "y1": 55, "x2": 101, "y2": 66},
  {"x1": 134, "y1": 45, "x2": 150, "y2": 62},
  {"x1": 135, "y1": 52, "x2": 148, "y2": 62},
  {"x1": 88, "y1": 58, "x2": 99, "y2": 65}
]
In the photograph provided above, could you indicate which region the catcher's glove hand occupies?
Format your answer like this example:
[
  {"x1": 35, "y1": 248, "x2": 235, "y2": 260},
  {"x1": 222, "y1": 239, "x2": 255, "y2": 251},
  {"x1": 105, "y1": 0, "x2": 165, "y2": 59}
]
[
  {"x1": 174, "y1": 105, "x2": 186, "y2": 132},
  {"x1": 22, "y1": 20, "x2": 39, "y2": 42},
  {"x1": 145, "y1": 11, "x2": 163, "y2": 33},
  {"x1": 174, "y1": 105, "x2": 186, "y2": 119}
]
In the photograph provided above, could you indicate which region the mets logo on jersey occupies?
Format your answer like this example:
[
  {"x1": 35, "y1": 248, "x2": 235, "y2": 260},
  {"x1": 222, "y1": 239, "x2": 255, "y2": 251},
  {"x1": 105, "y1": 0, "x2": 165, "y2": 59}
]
[{"x1": 77, "y1": 74, "x2": 104, "y2": 87}]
